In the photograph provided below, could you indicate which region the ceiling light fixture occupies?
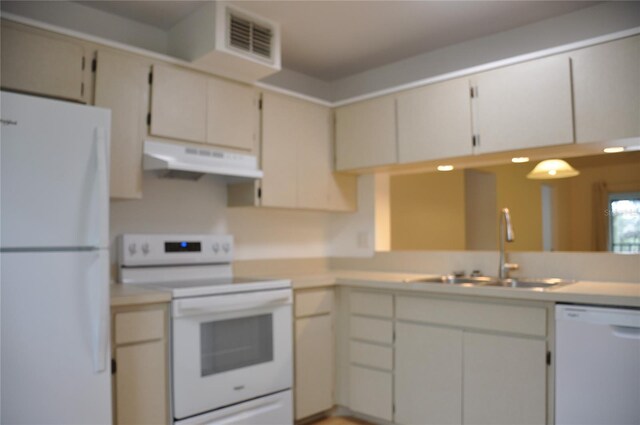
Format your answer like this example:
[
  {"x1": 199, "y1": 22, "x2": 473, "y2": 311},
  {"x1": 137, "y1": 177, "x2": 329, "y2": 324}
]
[
  {"x1": 603, "y1": 146, "x2": 625, "y2": 153},
  {"x1": 526, "y1": 159, "x2": 579, "y2": 180},
  {"x1": 437, "y1": 165, "x2": 454, "y2": 172},
  {"x1": 511, "y1": 157, "x2": 530, "y2": 163}
]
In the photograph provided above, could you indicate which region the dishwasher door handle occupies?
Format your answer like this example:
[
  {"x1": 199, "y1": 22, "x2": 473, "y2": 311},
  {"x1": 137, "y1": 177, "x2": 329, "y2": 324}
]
[{"x1": 612, "y1": 325, "x2": 640, "y2": 340}]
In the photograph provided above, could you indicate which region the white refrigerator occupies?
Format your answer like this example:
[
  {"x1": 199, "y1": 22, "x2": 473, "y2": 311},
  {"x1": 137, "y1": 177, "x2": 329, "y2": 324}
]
[{"x1": 1, "y1": 91, "x2": 112, "y2": 424}]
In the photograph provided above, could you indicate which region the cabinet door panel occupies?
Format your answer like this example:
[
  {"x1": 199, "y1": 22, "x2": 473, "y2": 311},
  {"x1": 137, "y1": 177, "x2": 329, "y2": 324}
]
[
  {"x1": 115, "y1": 340, "x2": 167, "y2": 425},
  {"x1": 260, "y1": 92, "x2": 298, "y2": 208},
  {"x1": 571, "y1": 35, "x2": 640, "y2": 143},
  {"x1": 398, "y1": 77, "x2": 473, "y2": 163},
  {"x1": 395, "y1": 322, "x2": 463, "y2": 425},
  {"x1": 150, "y1": 64, "x2": 207, "y2": 143},
  {"x1": 336, "y1": 95, "x2": 397, "y2": 171},
  {"x1": 463, "y1": 332, "x2": 546, "y2": 425},
  {"x1": 206, "y1": 78, "x2": 257, "y2": 151},
  {"x1": 349, "y1": 366, "x2": 393, "y2": 421},
  {"x1": 474, "y1": 55, "x2": 573, "y2": 153},
  {"x1": 94, "y1": 50, "x2": 149, "y2": 199},
  {"x1": 295, "y1": 315, "x2": 334, "y2": 420},
  {"x1": 1, "y1": 25, "x2": 85, "y2": 102}
]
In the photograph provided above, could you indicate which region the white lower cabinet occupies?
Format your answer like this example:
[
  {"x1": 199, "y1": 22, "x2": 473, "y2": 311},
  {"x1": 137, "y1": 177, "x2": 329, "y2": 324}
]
[
  {"x1": 394, "y1": 296, "x2": 548, "y2": 425},
  {"x1": 349, "y1": 365, "x2": 393, "y2": 421},
  {"x1": 395, "y1": 323, "x2": 463, "y2": 425},
  {"x1": 112, "y1": 304, "x2": 170, "y2": 425},
  {"x1": 463, "y1": 332, "x2": 546, "y2": 425},
  {"x1": 347, "y1": 291, "x2": 394, "y2": 421},
  {"x1": 294, "y1": 289, "x2": 335, "y2": 420}
]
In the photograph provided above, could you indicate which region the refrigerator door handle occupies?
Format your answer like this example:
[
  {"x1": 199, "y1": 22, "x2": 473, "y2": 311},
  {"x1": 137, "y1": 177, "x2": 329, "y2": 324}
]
[
  {"x1": 93, "y1": 128, "x2": 109, "y2": 248},
  {"x1": 90, "y1": 253, "x2": 109, "y2": 373}
]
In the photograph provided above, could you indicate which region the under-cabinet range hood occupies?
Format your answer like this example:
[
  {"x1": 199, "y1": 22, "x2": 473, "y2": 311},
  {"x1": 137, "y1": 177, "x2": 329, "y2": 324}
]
[{"x1": 143, "y1": 140, "x2": 263, "y2": 181}]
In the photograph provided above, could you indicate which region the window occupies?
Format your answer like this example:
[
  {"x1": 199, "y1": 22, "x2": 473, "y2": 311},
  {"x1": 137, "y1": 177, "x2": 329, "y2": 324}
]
[{"x1": 608, "y1": 192, "x2": 640, "y2": 253}]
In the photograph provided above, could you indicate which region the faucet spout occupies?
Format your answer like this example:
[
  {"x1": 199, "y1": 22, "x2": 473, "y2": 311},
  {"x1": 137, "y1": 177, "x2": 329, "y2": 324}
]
[{"x1": 499, "y1": 208, "x2": 519, "y2": 280}]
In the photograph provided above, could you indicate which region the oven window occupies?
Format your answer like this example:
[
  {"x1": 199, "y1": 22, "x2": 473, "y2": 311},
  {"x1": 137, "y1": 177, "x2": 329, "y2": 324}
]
[{"x1": 200, "y1": 314, "x2": 273, "y2": 376}]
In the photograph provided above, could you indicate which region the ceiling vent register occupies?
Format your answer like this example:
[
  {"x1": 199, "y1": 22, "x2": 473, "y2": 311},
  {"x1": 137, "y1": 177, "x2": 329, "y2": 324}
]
[
  {"x1": 228, "y1": 13, "x2": 273, "y2": 60},
  {"x1": 168, "y1": 1, "x2": 281, "y2": 83}
]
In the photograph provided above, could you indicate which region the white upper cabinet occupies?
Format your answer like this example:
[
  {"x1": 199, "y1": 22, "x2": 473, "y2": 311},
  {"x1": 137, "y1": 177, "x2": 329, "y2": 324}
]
[
  {"x1": 230, "y1": 91, "x2": 356, "y2": 212},
  {"x1": 570, "y1": 35, "x2": 640, "y2": 143},
  {"x1": 471, "y1": 55, "x2": 574, "y2": 154},
  {"x1": 150, "y1": 64, "x2": 208, "y2": 143},
  {"x1": 397, "y1": 77, "x2": 473, "y2": 163},
  {"x1": 94, "y1": 49, "x2": 150, "y2": 200},
  {"x1": 335, "y1": 95, "x2": 397, "y2": 171},
  {"x1": 1, "y1": 23, "x2": 87, "y2": 103},
  {"x1": 206, "y1": 78, "x2": 258, "y2": 152}
]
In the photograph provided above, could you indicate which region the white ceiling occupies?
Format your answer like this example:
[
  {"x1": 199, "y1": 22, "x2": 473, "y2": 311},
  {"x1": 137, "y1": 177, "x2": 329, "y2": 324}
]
[{"x1": 75, "y1": 0, "x2": 599, "y2": 81}]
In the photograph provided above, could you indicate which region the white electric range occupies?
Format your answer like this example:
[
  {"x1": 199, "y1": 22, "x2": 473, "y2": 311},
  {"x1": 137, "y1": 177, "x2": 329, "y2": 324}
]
[{"x1": 118, "y1": 234, "x2": 293, "y2": 425}]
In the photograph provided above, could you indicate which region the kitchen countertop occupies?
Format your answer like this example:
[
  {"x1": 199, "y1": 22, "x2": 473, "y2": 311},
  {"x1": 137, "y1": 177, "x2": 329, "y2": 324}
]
[
  {"x1": 289, "y1": 270, "x2": 640, "y2": 308},
  {"x1": 109, "y1": 270, "x2": 639, "y2": 308},
  {"x1": 110, "y1": 283, "x2": 172, "y2": 307}
]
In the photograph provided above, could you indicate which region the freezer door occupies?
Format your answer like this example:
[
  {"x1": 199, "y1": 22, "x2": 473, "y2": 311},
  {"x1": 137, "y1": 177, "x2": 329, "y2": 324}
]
[
  {"x1": 0, "y1": 250, "x2": 111, "y2": 424},
  {"x1": 0, "y1": 91, "x2": 110, "y2": 249}
]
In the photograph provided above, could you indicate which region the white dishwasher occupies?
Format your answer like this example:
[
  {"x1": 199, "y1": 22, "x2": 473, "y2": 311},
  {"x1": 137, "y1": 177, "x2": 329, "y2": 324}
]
[{"x1": 555, "y1": 304, "x2": 640, "y2": 425}]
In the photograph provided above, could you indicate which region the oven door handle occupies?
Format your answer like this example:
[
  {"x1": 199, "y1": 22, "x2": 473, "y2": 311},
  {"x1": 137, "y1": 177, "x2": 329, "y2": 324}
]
[{"x1": 173, "y1": 289, "x2": 292, "y2": 318}]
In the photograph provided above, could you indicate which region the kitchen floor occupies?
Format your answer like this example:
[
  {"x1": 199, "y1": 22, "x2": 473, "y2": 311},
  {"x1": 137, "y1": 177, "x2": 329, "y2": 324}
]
[{"x1": 309, "y1": 417, "x2": 373, "y2": 425}]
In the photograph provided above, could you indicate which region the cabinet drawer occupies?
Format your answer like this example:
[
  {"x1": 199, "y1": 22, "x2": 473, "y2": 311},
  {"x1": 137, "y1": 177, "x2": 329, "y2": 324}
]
[
  {"x1": 350, "y1": 341, "x2": 393, "y2": 371},
  {"x1": 350, "y1": 316, "x2": 393, "y2": 344},
  {"x1": 295, "y1": 288, "x2": 334, "y2": 317},
  {"x1": 115, "y1": 309, "x2": 165, "y2": 345},
  {"x1": 396, "y1": 296, "x2": 546, "y2": 337},
  {"x1": 350, "y1": 291, "x2": 393, "y2": 318},
  {"x1": 349, "y1": 365, "x2": 393, "y2": 421}
]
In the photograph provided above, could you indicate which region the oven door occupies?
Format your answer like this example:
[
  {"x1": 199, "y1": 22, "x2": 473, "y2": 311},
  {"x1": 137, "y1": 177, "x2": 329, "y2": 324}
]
[{"x1": 172, "y1": 289, "x2": 293, "y2": 420}]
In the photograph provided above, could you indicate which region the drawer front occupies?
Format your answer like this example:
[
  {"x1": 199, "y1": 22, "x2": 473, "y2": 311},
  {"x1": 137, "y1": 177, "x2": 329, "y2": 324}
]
[
  {"x1": 115, "y1": 309, "x2": 165, "y2": 345},
  {"x1": 396, "y1": 296, "x2": 547, "y2": 337},
  {"x1": 350, "y1": 316, "x2": 393, "y2": 344},
  {"x1": 350, "y1": 291, "x2": 393, "y2": 318},
  {"x1": 349, "y1": 365, "x2": 393, "y2": 421},
  {"x1": 350, "y1": 341, "x2": 393, "y2": 371},
  {"x1": 295, "y1": 288, "x2": 334, "y2": 317}
]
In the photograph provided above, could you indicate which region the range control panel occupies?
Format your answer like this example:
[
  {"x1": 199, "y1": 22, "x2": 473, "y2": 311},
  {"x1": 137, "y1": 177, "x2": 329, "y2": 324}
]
[{"x1": 118, "y1": 234, "x2": 233, "y2": 267}]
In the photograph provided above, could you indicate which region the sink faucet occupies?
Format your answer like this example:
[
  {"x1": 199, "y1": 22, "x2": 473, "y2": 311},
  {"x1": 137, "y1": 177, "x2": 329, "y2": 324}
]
[{"x1": 499, "y1": 208, "x2": 519, "y2": 280}]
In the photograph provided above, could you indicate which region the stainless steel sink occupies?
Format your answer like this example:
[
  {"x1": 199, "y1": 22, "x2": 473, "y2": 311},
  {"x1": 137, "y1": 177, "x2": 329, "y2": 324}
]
[
  {"x1": 484, "y1": 278, "x2": 574, "y2": 289},
  {"x1": 404, "y1": 275, "x2": 574, "y2": 290},
  {"x1": 405, "y1": 275, "x2": 498, "y2": 285}
]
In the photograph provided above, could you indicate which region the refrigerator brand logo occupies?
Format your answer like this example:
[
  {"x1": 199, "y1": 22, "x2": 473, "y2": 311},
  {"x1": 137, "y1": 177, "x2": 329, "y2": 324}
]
[{"x1": 0, "y1": 118, "x2": 18, "y2": 126}]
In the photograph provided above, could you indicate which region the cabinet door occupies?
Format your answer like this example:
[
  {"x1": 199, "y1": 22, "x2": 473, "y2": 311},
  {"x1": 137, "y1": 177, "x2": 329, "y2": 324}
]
[
  {"x1": 398, "y1": 77, "x2": 473, "y2": 163},
  {"x1": 295, "y1": 315, "x2": 334, "y2": 420},
  {"x1": 297, "y1": 100, "x2": 356, "y2": 211},
  {"x1": 207, "y1": 78, "x2": 258, "y2": 152},
  {"x1": 150, "y1": 64, "x2": 207, "y2": 143},
  {"x1": 260, "y1": 92, "x2": 299, "y2": 208},
  {"x1": 261, "y1": 92, "x2": 357, "y2": 211},
  {"x1": 94, "y1": 50, "x2": 150, "y2": 199},
  {"x1": 463, "y1": 332, "x2": 546, "y2": 425},
  {"x1": 115, "y1": 341, "x2": 168, "y2": 425},
  {"x1": 1, "y1": 24, "x2": 85, "y2": 102},
  {"x1": 395, "y1": 322, "x2": 463, "y2": 425},
  {"x1": 571, "y1": 35, "x2": 640, "y2": 143},
  {"x1": 473, "y1": 55, "x2": 574, "y2": 153},
  {"x1": 349, "y1": 365, "x2": 393, "y2": 421},
  {"x1": 335, "y1": 95, "x2": 397, "y2": 171}
]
